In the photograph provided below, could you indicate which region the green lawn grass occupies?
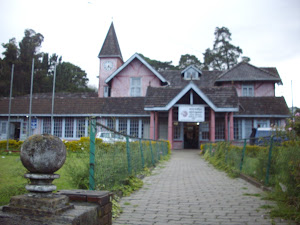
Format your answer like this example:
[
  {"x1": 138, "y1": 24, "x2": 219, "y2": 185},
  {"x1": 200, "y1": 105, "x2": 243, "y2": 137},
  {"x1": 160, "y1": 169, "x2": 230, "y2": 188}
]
[{"x1": 0, "y1": 155, "x2": 77, "y2": 206}]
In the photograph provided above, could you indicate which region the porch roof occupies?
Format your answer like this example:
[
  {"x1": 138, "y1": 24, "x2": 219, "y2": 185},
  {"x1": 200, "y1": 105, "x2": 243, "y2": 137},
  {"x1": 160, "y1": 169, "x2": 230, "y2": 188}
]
[{"x1": 144, "y1": 82, "x2": 239, "y2": 112}]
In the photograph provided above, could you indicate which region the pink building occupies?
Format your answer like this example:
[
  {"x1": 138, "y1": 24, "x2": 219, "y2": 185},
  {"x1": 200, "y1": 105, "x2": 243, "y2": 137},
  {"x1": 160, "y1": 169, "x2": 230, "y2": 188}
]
[{"x1": 0, "y1": 22, "x2": 290, "y2": 149}]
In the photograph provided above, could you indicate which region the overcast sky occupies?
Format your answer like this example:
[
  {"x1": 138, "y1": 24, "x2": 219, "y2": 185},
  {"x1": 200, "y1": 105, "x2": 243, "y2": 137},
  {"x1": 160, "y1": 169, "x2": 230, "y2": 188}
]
[{"x1": 0, "y1": 0, "x2": 299, "y2": 107}]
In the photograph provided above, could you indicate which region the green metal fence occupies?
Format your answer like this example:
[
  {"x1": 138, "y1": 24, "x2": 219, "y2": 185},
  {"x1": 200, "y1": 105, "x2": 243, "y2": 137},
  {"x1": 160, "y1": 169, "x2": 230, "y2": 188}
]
[
  {"x1": 202, "y1": 136, "x2": 296, "y2": 186},
  {"x1": 89, "y1": 118, "x2": 169, "y2": 190}
]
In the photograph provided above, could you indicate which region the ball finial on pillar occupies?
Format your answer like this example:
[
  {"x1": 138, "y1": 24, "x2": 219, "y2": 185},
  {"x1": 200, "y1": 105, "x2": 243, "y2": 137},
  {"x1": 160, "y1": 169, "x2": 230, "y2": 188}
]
[{"x1": 20, "y1": 134, "x2": 66, "y2": 194}]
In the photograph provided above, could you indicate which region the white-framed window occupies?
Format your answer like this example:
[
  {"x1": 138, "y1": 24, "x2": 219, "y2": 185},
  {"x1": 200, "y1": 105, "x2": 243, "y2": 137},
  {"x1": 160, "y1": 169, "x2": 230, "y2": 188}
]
[
  {"x1": 42, "y1": 118, "x2": 51, "y2": 134},
  {"x1": 65, "y1": 118, "x2": 74, "y2": 138},
  {"x1": 130, "y1": 119, "x2": 139, "y2": 137},
  {"x1": 0, "y1": 121, "x2": 7, "y2": 135},
  {"x1": 130, "y1": 77, "x2": 141, "y2": 97},
  {"x1": 256, "y1": 119, "x2": 269, "y2": 128},
  {"x1": 54, "y1": 118, "x2": 63, "y2": 137},
  {"x1": 234, "y1": 118, "x2": 242, "y2": 140},
  {"x1": 242, "y1": 85, "x2": 254, "y2": 96},
  {"x1": 106, "y1": 118, "x2": 115, "y2": 130},
  {"x1": 76, "y1": 118, "x2": 86, "y2": 138},
  {"x1": 184, "y1": 68, "x2": 199, "y2": 80},
  {"x1": 118, "y1": 118, "x2": 127, "y2": 135},
  {"x1": 199, "y1": 122, "x2": 209, "y2": 140},
  {"x1": 142, "y1": 118, "x2": 150, "y2": 139}
]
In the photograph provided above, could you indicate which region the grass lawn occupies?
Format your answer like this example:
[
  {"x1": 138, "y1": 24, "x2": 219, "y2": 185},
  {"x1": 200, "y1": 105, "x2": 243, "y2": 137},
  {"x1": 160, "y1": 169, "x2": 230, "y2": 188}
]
[{"x1": 0, "y1": 154, "x2": 77, "y2": 206}]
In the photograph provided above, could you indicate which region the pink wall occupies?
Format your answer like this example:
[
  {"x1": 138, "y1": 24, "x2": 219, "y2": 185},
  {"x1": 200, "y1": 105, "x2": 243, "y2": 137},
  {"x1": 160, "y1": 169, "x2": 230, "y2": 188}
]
[
  {"x1": 221, "y1": 82, "x2": 275, "y2": 97},
  {"x1": 110, "y1": 59, "x2": 161, "y2": 97}
]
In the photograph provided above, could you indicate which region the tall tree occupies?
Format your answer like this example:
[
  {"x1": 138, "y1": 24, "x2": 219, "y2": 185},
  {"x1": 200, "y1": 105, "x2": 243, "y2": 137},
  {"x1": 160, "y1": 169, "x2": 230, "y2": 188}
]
[
  {"x1": 178, "y1": 54, "x2": 203, "y2": 69},
  {"x1": 203, "y1": 27, "x2": 243, "y2": 70},
  {"x1": 0, "y1": 29, "x2": 94, "y2": 97}
]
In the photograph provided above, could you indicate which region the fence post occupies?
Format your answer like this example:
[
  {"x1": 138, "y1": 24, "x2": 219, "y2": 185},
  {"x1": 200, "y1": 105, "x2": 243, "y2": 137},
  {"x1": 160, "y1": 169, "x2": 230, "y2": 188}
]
[
  {"x1": 149, "y1": 140, "x2": 155, "y2": 165},
  {"x1": 239, "y1": 139, "x2": 247, "y2": 172},
  {"x1": 265, "y1": 136, "x2": 274, "y2": 186},
  {"x1": 209, "y1": 143, "x2": 212, "y2": 156},
  {"x1": 89, "y1": 118, "x2": 96, "y2": 190},
  {"x1": 126, "y1": 137, "x2": 132, "y2": 174},
  {"x1": 139, "y1": 139, "x2": 145, "y2": 169}
]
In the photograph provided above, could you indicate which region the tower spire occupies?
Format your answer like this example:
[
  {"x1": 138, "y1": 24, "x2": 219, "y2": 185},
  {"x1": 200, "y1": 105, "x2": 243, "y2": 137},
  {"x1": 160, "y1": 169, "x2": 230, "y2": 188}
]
[{"x1": 98, "y1": 22, "x2": 123, "y2": 61}]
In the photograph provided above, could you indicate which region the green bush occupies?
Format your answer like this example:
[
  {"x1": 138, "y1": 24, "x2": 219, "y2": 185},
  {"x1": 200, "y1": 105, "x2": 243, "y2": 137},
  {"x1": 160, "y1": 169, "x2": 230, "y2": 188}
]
[{"x1": 0, "y1": 140, "x2": 23, "y2": 152}]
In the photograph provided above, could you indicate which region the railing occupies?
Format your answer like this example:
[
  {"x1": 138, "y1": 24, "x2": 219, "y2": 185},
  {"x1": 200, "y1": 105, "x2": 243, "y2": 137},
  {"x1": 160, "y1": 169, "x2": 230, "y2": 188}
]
[
  {"x1": 89, "y1": 118, "x2": 169, "y2": 190},
  {"x1": 202, "y1": 136, "x2": 299, "y2": 187}
]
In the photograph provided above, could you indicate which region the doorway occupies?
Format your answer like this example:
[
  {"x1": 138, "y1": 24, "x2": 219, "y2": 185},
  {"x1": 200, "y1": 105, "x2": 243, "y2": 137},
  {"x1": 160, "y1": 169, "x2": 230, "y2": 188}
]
[
  {"x1": 9, "y1": 122, "x2": 21, "y2": 140},
  {"x1": 184, "y1": 123, "x2": 199, "y2": 149}
]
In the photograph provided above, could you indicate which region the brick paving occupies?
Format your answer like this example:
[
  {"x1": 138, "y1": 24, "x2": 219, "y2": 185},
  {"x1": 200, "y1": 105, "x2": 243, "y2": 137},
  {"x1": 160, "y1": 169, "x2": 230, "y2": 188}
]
[{"x1": 113, "y1": 149, "x2": 293, "y2": 225}]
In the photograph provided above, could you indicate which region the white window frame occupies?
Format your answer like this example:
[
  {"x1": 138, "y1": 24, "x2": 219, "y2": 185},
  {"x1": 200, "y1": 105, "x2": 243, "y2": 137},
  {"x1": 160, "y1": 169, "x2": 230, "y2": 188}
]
[
  {"x1": 130, "y1": 77, "x2": 142, "y2": 97},
  {"x1": 242, "y1": 84, "x2": 254, "y2": 96},
  {"x1": 184, "y1": 68, "x2": 199, "y2": 80},
  {"x1": 104, "y1": 86, "x2": 109, "y2": 97}
]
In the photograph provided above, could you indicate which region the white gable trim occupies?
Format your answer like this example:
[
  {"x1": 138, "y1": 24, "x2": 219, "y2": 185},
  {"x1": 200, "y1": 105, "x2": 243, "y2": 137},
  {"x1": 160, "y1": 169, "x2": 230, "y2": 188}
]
[
  {"x1": 144, "y1": 82, "x2": 239, "y2": 112},
  {"x1": 181, "y1": 65, "x2": 202, "y2": 75},
  {"x1": 105, "y1": 53, "x2": 167, "y2": 84}
]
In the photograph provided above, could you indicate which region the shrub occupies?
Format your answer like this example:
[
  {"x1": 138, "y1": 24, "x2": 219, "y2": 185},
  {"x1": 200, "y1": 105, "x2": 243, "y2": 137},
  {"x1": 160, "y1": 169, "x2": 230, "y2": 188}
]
[{"x1": 0, "y1": 140, "x2": 23, "y2": 151}]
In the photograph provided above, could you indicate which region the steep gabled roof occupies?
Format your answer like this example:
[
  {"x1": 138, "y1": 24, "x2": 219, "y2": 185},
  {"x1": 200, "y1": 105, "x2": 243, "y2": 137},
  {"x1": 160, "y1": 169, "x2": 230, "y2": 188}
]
[
  {"x1": 98, "y1": 22, "x2": 123, "y2": 60},
  {"x1": 236, "y1": 97, "x2": 290, "y2": 117},
  {"x1": 105, "y1": 53, "x2": 167, "y2": 84},
  {"x1": 216, "y1": 62, "x2": 282, "y2": 83},
  {"x1": 144, "y1": 82, "x2": 239, "y2": 112}
]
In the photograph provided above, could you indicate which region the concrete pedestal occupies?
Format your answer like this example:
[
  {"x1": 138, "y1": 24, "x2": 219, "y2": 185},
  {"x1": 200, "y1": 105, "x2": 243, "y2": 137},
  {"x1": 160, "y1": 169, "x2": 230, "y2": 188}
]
[{"x1": 0, "y1": 190, "x2": 112, "y2": 225}]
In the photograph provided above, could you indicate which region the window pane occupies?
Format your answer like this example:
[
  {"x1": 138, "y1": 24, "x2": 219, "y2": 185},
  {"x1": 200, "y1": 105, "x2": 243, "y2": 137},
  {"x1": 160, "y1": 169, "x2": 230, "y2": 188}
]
[
  {"x1": 76, "y1": 119, "x2": 86, "y2": 138},
  {"x1": 130, "y1": 78, "x2": 141, "y2": 96},
  {"x1": 54, "y1": 118, "x2": 63, "y2": 137},
  {"x1": 119, "y1": 118, "x2": 127, "y2": 135},
  {"x1": 173, "y1": 123, "x2": 181, "y2": 139},
  {"x1": 130, "y1": 119, "x2": 139, "y2": 137},
  {"x1": 43, "y1": 118, "x2": 51, "y2": 134},
  {"x1": 65, "y1": 118, "x2": 74, "y2": 138},
  {"x1": 107, "y1": 118, "x2": 115, "y2": 130}
]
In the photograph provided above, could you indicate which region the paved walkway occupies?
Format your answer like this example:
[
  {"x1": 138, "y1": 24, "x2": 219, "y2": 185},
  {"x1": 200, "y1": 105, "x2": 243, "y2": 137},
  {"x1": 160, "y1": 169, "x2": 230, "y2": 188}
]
[{"x1": 113, "y1": 150, "x2": 292, "y2": 225}]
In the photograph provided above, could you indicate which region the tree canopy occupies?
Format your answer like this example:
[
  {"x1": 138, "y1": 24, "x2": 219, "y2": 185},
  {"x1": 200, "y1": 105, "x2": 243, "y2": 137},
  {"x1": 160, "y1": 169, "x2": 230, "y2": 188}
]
[
  {"x1": 0, "y1": 29, "x2": 94, "y2": 97},
  {"x1": 203, "y1": 27, "x2": 245, "y2": 70},
  {"x1": 141, "y1": 27, "x2": 249, "y2": 71}
]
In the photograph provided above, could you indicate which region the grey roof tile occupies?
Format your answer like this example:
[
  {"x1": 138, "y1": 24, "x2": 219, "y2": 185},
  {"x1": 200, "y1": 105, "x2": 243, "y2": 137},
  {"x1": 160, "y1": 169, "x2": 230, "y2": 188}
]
[
  {"x1": 216, "y1": 62, "x2": 282, "y2": 83},
  {"x1": 237, "y1": 97, "x2": 290, "y2": 116},
  {"x1": 98, "y1": 22, "x2": 123, "y2": 60}
]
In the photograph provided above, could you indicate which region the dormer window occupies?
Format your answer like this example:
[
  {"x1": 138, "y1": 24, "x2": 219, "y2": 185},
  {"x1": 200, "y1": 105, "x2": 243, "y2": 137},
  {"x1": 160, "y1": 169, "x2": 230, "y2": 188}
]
[{"x1": 182, "y1": 65, "x2": 202, "y2": 80}]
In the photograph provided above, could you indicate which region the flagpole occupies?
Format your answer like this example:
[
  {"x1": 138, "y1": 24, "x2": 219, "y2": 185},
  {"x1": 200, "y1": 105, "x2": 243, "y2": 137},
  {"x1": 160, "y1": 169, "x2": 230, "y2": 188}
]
[
  {"x1": 28, "y1": 58, "x2": 34, "y2": 138},
  {"x1": 6, "y1": 64, "x2": 14, "y2": 150},
  {"x1": 51, "y1": 64, "x2": 57, "y2": 135}
]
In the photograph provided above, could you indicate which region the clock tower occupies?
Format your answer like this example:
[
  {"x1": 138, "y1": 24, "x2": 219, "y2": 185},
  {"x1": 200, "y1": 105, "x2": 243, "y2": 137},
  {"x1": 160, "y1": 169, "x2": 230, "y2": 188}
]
[{"x1": 98, "y1": 22, "x2": 123, "y2": 97}]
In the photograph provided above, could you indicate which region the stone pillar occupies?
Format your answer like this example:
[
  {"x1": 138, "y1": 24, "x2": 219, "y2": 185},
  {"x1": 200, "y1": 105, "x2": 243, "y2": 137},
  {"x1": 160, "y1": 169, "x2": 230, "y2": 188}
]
[
  {"x1": 229, "y1": 112, "x2": 234, "y2": 141},
  {"x1": 0, "y1": 134, "x2": 113, "y2": 225},
  {"x1": 209, "y1": 109, "x2": 215, "y2": 142},
  {"x1": 150, "y1": 111, "x2": 155, "y2": 139},
  {"x1": 155, "y1": 112, "x2": 159, "y2": 140},
  {"x1": 168, "y1": 108, "x2": 173, "y2": 149},
  {"x1": 225, "y1": 113, "x2": 228, "y2": 141}
]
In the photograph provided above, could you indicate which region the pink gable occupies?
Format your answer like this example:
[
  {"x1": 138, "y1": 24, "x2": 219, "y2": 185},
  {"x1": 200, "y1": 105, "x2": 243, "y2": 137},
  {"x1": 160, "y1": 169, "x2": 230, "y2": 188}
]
[{"x1": 110, "y1": 58, "x2": 162, "y2": 97}]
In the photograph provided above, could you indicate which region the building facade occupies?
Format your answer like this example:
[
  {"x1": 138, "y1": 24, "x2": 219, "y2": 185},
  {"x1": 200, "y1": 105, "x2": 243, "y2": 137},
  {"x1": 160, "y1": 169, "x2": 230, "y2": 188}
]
[{"x1": 0, "y1": 22, "x2": 290, "y2": 149}]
